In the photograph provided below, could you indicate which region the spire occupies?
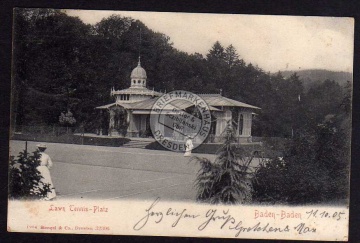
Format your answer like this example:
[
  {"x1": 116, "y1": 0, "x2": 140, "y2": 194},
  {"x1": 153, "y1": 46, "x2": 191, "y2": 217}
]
[{"x1": 138, "y1": 27, "x2": 142, "y2": 66}]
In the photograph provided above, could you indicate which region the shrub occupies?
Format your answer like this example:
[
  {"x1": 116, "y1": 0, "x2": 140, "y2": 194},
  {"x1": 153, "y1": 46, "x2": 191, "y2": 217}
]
[
  {"x1": 252, "y1": 157, "x2": 288, "y2": 204},
  {"x1": 11, "y1": 134, "x2": 130, "y2": 147},
  {"x1": 192, "y1": 121, "x2": 254, "y2": 204},
  {"x1": 9, "y1": 150, "x2": 51, "y2": 200},
  {"x1": 253, "y1": 117, "x2": 350, "y2": 205}
]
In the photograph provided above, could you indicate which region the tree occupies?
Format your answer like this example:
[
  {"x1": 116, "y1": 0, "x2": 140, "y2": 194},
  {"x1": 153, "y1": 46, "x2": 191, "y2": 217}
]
[
  {"x1": 225, "y1": 44, "x2": 244, "y2": 68},
  {"x1": 59, "y1": 110, "x2": 76, "y2": 126},
  {"x1": 253, "y1": 111, "x2": 350, "y2": 205},
  {"x1": 9, "y1": 149, "x2": 51, "y2": 200},
  {"x1": 340, "y1": 81, "x2": 352, "y2": 115},
  {"x1": 192, "y1": 121, "x2": 253, "y2": 204},
  {"x1": 305, "y1": 79, "x2": 343, "y2": 125},
  {"x1": 59, "y1": 110, "x2": 76, "y2": 134},
  {"x1": 12, "y1": 8, "x2": 95, "y2": 126},
  {"x1": 207, "y1": 41, "x2": 226, "y2": 60},
  {"x1": 94, "y1": 15, "x2": 133, "y2": 39}
]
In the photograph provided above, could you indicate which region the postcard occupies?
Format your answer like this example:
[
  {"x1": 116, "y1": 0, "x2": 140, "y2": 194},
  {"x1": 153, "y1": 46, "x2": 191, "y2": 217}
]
[{"x1": 7, "y1": 8, "x2": 353, "y2": 241}]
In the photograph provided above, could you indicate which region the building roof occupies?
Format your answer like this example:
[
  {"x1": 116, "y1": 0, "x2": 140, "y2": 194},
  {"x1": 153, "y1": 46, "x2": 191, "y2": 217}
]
[
  {"x1": 125, "y1": 98, "x2": 221, "y2": 111},
  {"x1": 199, "y1": 94, "x2": 260, "y2": 109},
  {"x1": 130, "y1": 59, "x2": 147, "y2": 79},
  {"x1": 96, "y1": 94, "x2": 260, "y2": 111},
  {"x1": 95, "y1": 103, "x2": 118, "y2": 109}
]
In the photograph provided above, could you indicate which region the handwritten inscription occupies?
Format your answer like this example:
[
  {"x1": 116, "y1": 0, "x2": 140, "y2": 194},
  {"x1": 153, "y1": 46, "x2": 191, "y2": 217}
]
[
  {"x1": 133, "y1": 198, "x2": 347, "y2": 237},
  {"x1": 198, "y1": 209, "x2": 291, "y2": 237},
  {"x1": 305, "y1": 209, "x2": 345, "y2": 221},
  {"x1": 133, "y1": 197, "x2": 200, "y2": 230}
]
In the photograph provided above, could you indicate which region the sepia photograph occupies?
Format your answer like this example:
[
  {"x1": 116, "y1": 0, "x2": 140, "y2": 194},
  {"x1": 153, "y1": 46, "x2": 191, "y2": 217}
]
[{"x1": 7, "y1": 8, "x2": 353, "y2": 241}]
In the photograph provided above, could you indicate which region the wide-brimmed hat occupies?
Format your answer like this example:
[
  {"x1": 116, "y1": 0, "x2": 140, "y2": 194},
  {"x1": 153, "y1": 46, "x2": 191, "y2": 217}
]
[{"x1": 36, "y1": 143, "x2": 47, "y2": 148}]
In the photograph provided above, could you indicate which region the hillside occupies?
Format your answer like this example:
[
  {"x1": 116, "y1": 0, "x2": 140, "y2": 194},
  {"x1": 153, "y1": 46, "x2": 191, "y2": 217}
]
[{"x1": 281, "y1": 69, "x2": 352, "y2": 88}]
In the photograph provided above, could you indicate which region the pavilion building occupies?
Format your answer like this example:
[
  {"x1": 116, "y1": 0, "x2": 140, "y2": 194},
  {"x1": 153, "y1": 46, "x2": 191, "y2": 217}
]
[{"x1": 96, "y1": 59, "x2": 260, "y2": 143}]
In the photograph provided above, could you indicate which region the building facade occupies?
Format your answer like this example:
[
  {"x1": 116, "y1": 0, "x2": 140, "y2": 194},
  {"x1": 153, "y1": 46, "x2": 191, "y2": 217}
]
[{"x1": 96, "y1": 59, "x2": 260, "y2": 143}]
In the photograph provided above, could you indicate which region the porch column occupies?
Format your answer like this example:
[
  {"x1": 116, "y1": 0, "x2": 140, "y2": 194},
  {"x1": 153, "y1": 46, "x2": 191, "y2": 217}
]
[
  {"x1": 237, "y1": 112, "x2": 242, "y2": 136},
  {"x1": 140, "y1": 115, "x2": 147, "y2": 131},
  {"x1": 99, "y1": 110, "x2": 103, "y2": 135},
  {"x1": 108, "y1": 109, "x2": 115, "y2": 136},
  {"x1": 127, "y1": 111, "x2": 135, "y2": 136},
  {"x1": 248, "y1": 113, "x2": 252, "y2": 136},
  {"x1": 214, "y1": 112, "x2": 224, "y2": 137}
]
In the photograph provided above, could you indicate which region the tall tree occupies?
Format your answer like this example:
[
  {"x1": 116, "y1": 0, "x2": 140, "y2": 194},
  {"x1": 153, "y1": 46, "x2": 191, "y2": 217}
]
[
  {"x1": 207, "y1": 41, "x2": 226, "y2": 60},
  {"x1": 192, "y1": 121, "x2": 253, "y2": 204},
  {"x1": 225, "y1": 44, "x2": 244, "y2": 68},
  {"x1": 205, "y1": 41, "x2": 227, "y2": 93}
]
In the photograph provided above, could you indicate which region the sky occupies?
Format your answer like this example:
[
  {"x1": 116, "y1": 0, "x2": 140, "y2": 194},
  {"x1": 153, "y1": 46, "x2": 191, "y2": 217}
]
[{"x1": 65, "y1": 10, "x2": 354, "y2": 73}]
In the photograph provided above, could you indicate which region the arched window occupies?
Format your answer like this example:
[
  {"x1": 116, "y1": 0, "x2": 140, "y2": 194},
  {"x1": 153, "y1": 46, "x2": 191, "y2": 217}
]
[
  {"x1": 138, "y1": 80, "x2": 141, "y2": 84},
  {"x1": 133, "y1": 80, "x2": 136, "y2": 84}
]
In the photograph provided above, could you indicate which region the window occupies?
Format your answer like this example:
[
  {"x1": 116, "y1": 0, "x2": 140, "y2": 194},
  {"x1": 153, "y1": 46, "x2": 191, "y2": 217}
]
[
  {"x1": 239, "y1": 114, "x2": 243, "y2": 135},
  {"x1": 138, "y1": 80, "x2": 141, "y2": 84}
]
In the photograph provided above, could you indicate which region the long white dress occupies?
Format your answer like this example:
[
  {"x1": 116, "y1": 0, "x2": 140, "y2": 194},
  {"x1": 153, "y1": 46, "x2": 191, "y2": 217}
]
[
  {"x1": 184, "y1": 139, "x2": 194, "y2": 157},
  {"x1": 37, "y1": 152, "x2": 56, "y2": 200}
]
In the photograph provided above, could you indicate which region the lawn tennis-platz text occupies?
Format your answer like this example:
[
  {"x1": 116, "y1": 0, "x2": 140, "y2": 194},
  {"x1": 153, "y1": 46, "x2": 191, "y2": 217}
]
[{"x1": 150, "y1": 91, "x2": 212, "y2": 151}]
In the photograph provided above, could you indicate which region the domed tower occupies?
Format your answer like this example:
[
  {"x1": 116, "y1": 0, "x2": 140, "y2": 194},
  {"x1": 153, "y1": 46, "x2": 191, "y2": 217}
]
[
  {"x1": 130, "y1": 57, "x2": 147, "y2": 88},
  {"x1": 110, "y1": 57, "x2": 162, "y2": 104}
]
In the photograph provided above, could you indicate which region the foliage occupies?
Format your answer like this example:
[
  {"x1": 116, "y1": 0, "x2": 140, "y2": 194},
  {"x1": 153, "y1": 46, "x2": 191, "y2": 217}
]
[
  {"x1": 94, "y1": 14, "x2": 132, "y2": 39},
  {"x1": 253, "y1": 107, "x2": 351, "y2": 204},
  {"x1": 59, "y1": 110, "x2": 76, "y2": 126},
  {"x1": 192, "y1": 121, "x2": 254, "y2": 204},
  {"x1": 9, "y1": 149, "x2": 51, "y2": 200}
]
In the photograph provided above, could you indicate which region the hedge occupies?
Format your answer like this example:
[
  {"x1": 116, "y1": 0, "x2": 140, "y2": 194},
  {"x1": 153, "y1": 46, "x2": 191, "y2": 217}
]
[
  {"x1": 11, "y1": 133, "x2": 130, "y2": 147},
  {"x1": 145, "y1": 141, "x2": 264, "y2": 155}
]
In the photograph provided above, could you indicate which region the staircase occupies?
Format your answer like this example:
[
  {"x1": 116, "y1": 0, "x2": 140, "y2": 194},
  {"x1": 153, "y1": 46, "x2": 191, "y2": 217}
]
[{"x1": 122, "y1": 138, "x2": 155, "y2": 149}]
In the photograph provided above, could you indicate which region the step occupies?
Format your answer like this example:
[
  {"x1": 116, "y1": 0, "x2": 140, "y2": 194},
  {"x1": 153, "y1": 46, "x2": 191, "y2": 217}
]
[{"x1": 122, "y1": 140, "x2": 154, "y2": 149}]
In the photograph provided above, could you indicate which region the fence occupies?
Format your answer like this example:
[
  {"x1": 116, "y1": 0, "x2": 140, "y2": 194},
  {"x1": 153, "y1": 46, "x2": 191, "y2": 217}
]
[{"x1": 12, "y1": 125, "x2": 85, "y2": 136}]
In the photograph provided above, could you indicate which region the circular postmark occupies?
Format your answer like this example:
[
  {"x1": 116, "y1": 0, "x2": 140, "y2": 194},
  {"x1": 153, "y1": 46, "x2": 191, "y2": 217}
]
[{"x1": 150, "y1": 90, "x2": 212, "y2": 152}]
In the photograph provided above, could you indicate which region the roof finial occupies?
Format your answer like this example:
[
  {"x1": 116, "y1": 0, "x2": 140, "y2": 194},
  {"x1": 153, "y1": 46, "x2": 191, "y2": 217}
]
[
  {"x1": 219, "y1": 89, "x2": 222, "y2": 96},
  {"x1": 138, "y1": 26, "x2": 142, "y2": 66}
]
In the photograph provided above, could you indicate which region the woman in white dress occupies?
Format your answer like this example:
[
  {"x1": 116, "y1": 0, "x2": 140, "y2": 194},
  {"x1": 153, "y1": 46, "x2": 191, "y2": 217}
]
[
  {"x1": 184, "y1": 136, "x2": 194, "y2": 157},
  {"x1": 36, "y1": 144, "x2": 56, "y2": 200}
]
